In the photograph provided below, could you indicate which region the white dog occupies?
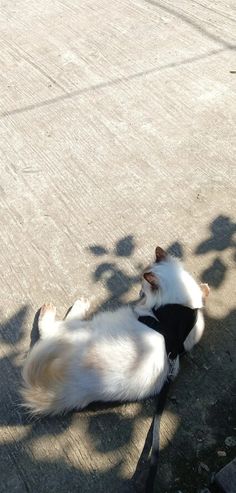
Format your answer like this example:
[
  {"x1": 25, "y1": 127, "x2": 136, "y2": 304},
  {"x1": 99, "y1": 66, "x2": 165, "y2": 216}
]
[{"x1": 22, "y1": 247, "x2": 209, "y2": 415}]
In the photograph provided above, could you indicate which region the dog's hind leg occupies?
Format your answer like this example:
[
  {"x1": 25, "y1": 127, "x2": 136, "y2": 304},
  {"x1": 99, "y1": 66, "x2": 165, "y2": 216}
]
[
  {"x1": 65, "y1": 298, "x2": 90, "y2": 321},
  {"x1": 38, "y1": 303, "x2": 59, "y2": 339}
]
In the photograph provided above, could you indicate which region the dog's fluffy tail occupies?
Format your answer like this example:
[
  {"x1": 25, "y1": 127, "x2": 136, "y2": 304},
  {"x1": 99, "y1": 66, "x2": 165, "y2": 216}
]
[{"x1": 21, "y1": 338, "x2": 72, "y2": 415}]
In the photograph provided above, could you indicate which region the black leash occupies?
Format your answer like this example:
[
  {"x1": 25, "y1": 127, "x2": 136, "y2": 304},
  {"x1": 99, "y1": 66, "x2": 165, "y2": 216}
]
[{"x1": 144, "y1": 379, "x2": 172, "y2": 493}]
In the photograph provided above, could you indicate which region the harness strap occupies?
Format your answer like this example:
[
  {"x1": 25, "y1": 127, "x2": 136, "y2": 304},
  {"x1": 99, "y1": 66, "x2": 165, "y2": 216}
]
[{"x1": 138, "y1": 304, "x2": 198, "y2": 359}]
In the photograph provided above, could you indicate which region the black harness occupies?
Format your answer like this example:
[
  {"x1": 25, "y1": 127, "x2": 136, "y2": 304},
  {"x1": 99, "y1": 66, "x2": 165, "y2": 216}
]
[{"x1": 138, "y1": 303, "x2": 198, "y2": 359}]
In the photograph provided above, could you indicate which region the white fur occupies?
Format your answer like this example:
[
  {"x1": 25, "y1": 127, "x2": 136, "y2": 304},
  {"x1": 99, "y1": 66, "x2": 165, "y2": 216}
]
[{"x1": 22, "y1": 253, "x2": 205, "y2": 415}]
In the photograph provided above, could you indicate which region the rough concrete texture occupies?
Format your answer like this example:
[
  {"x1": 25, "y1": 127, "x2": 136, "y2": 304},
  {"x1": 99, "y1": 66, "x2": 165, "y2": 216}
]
[{"x1": 0, "y1": 0, "x2": 235, "y2": 492}]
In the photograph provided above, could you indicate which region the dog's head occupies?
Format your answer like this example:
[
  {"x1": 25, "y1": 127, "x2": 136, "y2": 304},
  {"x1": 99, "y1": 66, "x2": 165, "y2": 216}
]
[{"x1": 138, "y1": 246, "x2": 206, "y2": 310}]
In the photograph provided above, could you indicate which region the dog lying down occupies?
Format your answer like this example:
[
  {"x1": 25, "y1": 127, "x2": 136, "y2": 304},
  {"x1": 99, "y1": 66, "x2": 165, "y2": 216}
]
[{"x1": 22, "y1": 246, "x2": 209, "y2": 416}]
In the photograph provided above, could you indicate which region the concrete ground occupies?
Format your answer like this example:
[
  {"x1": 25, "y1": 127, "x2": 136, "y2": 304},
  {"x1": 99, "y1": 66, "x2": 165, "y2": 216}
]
[{"x1": 0, "y1": 0, "x2": 235, "y2": 492}]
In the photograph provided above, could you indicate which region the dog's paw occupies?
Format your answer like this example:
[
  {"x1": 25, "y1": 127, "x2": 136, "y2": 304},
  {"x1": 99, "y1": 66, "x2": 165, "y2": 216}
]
[
  {"x1": 39, "y1": 302, "x2": 56, "y2": 320},
  {"x1": 38, "y1": 303, "x2": 57, "y2": 337},
  {"x1": 73, "y1": 298, "x2": 90, "y2": 312},
  {"x1": 66, "y1": 298, "x2": 90, "y2": 320}
]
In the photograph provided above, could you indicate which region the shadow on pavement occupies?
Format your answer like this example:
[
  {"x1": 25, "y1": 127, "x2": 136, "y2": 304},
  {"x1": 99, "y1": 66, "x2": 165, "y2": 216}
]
[{"x1": 0, "y1": 216, "x2": 235, "y2": 492}]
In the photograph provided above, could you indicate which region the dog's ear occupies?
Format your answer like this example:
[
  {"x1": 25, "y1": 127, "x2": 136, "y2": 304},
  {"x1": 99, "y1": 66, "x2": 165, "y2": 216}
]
[
  {"x1": 143, "y1": 272, "x2": 158, "y2": 288},
  {"x1": 155, "y1": 246, "x2": 166, "y2": 263},
  {"x1": 200, "y1": 283, "x2": 210, "y2": 300}
]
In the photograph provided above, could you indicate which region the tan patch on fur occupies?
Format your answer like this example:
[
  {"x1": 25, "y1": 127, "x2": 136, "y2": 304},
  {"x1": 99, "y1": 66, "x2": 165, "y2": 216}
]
[
  {"x1": 39, "y1": 358, "x2": 66, "y2": 386},
  {"x1": 26, "y1": 342, "x2": 68, "y2": 388},
  {"x1": 83, "y1": 347, "x2": 106, "y2": 372},
  {"x1": 22, "y1": 339, "x2": 71, "y2": 414},
  {"x1": 21, "y1": 386, "x2": 56, "y2": 415}
]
